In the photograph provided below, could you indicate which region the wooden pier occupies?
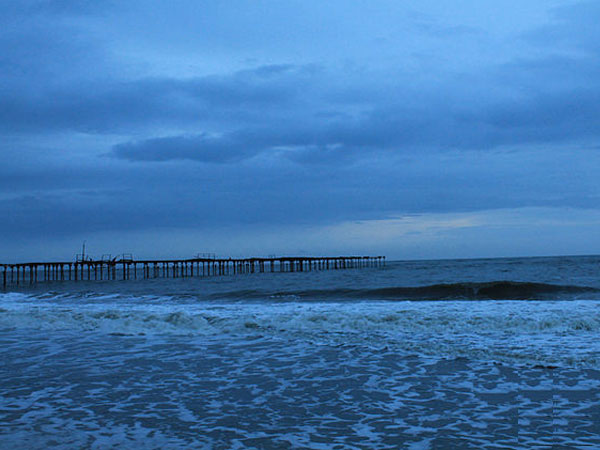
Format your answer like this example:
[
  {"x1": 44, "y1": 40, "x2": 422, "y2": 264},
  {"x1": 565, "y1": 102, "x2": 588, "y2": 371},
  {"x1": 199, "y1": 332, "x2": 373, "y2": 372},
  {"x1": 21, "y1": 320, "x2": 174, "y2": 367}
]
[{"x1": 1, "y1": 256, "x2": 385, "y2": 289}]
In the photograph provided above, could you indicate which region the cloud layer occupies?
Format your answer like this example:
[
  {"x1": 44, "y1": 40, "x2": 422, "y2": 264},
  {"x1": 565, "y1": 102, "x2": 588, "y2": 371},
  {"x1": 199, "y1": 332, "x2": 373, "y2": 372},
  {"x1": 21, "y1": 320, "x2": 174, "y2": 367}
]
[{"x1": 2, "y1": 0, "x2": 600, "y2": 260}]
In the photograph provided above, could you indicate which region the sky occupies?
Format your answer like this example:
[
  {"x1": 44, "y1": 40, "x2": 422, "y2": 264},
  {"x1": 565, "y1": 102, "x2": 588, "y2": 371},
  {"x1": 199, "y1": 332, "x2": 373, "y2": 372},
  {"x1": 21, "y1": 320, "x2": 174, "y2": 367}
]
[{"x1": 2, "y1": 0, "x2": 600, "y2": 262}]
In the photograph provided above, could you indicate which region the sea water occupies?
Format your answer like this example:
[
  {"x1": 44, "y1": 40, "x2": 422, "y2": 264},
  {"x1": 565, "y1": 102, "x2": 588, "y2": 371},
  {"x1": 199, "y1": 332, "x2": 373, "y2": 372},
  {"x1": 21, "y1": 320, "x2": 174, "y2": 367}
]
[{"x1": 1, "y1": 256, "x2": 600, "y2": 448}]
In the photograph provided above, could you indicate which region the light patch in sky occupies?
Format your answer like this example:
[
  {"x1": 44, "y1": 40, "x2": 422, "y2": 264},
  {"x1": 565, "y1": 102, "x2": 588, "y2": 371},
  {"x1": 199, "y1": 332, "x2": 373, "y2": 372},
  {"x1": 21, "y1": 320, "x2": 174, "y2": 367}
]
[{"x1": 2, "y1": 207, "x2": 599, "y2": 263}]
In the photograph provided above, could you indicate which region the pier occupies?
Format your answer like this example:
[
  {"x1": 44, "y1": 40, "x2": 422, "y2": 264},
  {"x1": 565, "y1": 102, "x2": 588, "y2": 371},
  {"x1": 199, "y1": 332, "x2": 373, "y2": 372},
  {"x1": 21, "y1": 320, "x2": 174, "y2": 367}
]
[{"x1": 1, "y1": 255, "x2": 385, "y2": 289}]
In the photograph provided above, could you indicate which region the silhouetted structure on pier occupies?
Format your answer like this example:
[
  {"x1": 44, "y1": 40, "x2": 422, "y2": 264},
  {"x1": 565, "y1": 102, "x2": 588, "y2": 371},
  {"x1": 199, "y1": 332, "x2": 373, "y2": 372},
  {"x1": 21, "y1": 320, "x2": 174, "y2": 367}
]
[{"x1": 1, "y1": 255, "x2": 385, "y2": 288}]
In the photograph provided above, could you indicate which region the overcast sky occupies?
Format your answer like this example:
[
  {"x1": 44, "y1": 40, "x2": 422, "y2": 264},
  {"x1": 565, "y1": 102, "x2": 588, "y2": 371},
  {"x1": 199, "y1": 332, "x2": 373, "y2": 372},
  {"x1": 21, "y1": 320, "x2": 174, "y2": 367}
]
[{"x1": 2, "y1": 0, "x2": 600, "y2": 262}]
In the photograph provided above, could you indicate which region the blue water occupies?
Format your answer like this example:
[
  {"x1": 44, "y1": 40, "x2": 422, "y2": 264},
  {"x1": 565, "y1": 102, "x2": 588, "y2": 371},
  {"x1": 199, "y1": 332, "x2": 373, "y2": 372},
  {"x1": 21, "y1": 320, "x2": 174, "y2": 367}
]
[{"x1": 1, "y1": 256, "x2": 600, "y2": 448}]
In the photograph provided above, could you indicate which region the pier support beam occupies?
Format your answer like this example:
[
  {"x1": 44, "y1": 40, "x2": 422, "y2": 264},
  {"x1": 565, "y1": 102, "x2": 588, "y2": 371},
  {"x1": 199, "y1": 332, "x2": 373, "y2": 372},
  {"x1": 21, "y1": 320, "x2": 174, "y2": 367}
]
[{"x1": 1, "y1": 255, "x2": 384, "y2": 288}]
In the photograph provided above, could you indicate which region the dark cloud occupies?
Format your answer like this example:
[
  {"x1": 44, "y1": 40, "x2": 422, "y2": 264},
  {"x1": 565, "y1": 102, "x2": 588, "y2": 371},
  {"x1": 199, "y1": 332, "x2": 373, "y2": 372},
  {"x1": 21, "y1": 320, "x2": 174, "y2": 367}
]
[
  {"x1": 3, "y1": 145, "x2": 599, "y2": 241},
  {"x1": 415, "y1": 22, "x2": 484, "y2": 39},
  {"x1": 3, "y1": 0, "x2": 600, "y2": 258},
  {"x1": 112, "y1": 133, "x2": 262, "y2": 163},
  {"x1": 3, "y1": 0, "x2": 600, "y2": 156},
  {"x1": 525, "y1": 1, "x2": 600, "y2": 53},
  {"x1": 0, "y1": 0, "x2": 112, "y2": 16},
  {"x1": 0, "y1": 67, "x2": 309, "y2": 134},
  {"x1": 109, "y1": 78, "x2": 600, "y2": 164}
]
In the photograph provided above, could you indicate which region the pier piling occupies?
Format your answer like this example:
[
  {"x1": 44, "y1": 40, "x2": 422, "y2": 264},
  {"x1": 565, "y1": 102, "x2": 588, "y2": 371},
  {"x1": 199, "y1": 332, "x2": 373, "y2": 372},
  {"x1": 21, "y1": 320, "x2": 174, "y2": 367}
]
[{"x1": 1, "y1": 255, "x2": 385, "y2": 288}]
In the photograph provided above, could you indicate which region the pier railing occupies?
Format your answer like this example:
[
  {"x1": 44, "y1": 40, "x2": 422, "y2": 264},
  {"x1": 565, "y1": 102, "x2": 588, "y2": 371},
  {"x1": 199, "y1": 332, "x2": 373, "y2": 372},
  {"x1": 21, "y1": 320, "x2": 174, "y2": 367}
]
[{"x1": 1, "y1": 256, "x2": 385, "y2": 288}]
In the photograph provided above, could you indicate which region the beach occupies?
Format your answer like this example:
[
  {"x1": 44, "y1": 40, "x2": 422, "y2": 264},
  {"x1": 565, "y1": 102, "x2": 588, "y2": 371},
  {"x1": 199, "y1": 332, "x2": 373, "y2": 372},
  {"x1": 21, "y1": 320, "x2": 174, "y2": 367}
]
[{"x1": 1, "y1": 256, "x2": 600, "y2": 448}]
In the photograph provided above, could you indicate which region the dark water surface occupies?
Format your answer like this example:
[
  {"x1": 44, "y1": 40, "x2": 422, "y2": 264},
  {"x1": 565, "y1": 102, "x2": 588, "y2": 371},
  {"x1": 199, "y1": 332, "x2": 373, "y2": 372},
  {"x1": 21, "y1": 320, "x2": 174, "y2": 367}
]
[{"x1": 1, "y1": 256, "x2": 600, "y2": 448}]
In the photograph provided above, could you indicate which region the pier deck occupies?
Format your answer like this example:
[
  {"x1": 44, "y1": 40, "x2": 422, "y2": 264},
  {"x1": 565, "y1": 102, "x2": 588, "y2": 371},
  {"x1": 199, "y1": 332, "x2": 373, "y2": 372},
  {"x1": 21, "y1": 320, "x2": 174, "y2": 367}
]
[{"x1": 1, "y1": 256, "x2": 385, "y2": 288}]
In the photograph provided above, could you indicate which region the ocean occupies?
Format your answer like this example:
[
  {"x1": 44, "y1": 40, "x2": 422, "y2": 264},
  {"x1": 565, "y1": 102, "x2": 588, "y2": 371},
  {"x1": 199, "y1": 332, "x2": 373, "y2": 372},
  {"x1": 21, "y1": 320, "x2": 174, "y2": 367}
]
[{"x1": 1, "y1": 255, "x2": 600, "y2": 449}]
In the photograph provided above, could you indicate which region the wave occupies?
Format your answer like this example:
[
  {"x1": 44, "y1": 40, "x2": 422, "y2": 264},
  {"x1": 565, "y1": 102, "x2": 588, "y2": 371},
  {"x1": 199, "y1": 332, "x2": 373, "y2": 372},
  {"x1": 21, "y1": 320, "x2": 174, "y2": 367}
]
[
  {"x1": 2, "y1": 294, "x2": 600, "y2": 366},
  {"x1": 2, "y1": 296, "x2": 599, "y2": 336},
  {"x1": 211, "y1": 281, "x2": 600, "y2": 301}
]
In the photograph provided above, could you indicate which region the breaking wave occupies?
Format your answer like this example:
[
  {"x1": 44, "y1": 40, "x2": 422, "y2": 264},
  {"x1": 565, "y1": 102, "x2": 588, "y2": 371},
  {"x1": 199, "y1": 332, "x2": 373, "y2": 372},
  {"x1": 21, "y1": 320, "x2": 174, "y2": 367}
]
[
  {"x1": 2, "y1": 291, "x2": 600, "y2": 366},
  {"x1": 212, "y1": 281, "x2": 600, "y2": 301},
  {"x1": 1, "y1": 294, "x2": 600, "y2": 337}
]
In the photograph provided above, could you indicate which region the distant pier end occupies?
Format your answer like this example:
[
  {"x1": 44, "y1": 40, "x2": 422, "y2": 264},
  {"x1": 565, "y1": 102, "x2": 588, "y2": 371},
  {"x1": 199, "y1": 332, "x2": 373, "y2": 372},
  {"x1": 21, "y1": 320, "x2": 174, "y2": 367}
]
[{"x1": 1, "y1": 256, "x2": 385, "y2": 288}]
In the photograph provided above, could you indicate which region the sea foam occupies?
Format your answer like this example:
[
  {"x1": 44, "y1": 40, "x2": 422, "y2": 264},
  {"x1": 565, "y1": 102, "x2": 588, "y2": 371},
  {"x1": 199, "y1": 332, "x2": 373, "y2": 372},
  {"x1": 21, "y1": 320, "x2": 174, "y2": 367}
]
[{"x1": 2, "y1": 293, "x2": 600, "y2": 366}]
